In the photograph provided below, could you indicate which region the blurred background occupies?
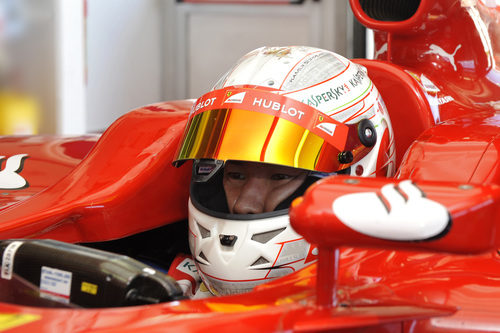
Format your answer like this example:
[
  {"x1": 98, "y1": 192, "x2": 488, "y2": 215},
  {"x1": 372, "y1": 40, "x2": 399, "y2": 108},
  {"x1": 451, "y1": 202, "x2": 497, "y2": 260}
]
[{"x1": 0, "y1": 0, "x2": 366, "y2": 135}]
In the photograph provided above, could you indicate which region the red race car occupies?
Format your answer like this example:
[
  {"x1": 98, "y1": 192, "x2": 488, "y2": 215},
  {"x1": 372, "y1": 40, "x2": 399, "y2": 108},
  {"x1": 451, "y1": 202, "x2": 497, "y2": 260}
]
[{"x1": 0, "y1": 0, "x2": 499, "y2": 331}]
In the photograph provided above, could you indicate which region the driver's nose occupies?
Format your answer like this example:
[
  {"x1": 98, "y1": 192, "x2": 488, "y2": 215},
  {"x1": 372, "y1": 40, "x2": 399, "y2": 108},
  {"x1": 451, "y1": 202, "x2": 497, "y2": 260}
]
[{"x1": 232, "y1": 177, "x2": 267, "y2": 214}]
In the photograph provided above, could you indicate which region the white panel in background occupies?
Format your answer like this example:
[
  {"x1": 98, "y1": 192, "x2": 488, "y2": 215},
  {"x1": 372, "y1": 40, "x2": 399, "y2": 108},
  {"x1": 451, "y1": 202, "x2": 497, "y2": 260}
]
[
  {"x1": 55, "y1": 0, "x2": 86, "y2": 135},
  {"x1": 86, "y1": 0, "x2": 162, "y2": 133},
  {"x1": 171, "y1": 1, "x2": 348, "y2": 100},
  {"x1": 366, "y1": 28, "x2": 374, "y2": 59},
  {"x1": 187, "y1": 11, "x2": 309, "y2": 98}
]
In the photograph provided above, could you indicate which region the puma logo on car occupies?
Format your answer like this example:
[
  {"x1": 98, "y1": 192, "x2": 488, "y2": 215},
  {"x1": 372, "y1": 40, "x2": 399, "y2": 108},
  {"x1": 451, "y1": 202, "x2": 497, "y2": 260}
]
[
  {"x1": 423, "y1": 44, "x2": 462, "y2": 71},
  {"x1": 374, "y1": 42, "x2": 387, "y2": 59},
  {"x1": 0, "y1": 154, "x2": 29, "y2": 190},
  {"x1": 332, "y1": 180, "x2": 451, "y2": 241}
]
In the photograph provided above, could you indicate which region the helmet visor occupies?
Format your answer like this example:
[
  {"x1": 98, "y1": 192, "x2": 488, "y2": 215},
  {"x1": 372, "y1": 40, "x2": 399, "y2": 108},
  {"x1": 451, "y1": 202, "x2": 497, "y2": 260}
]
[{"x1": 174, "y1": 87, "x2": 373, "y2": 173}]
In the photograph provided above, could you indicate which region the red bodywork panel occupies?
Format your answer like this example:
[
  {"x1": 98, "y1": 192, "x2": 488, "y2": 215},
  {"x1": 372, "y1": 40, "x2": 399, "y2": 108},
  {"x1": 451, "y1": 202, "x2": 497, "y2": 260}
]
[
  {"x1": 0, "y1": 0, "x2": 499, "y2": 332},
  {"x1": 0, "y1": 135, "x2": 97, "y2": 211},
  {"x1": 0, "y1": 101, "x2": 192, "y2": 242}
]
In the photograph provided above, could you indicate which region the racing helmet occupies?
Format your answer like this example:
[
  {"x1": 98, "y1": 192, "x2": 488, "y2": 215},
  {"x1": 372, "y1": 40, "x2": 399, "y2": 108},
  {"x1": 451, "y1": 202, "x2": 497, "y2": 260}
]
[{"x1": 174, "y1": 46, "x2": 395, "y2": 296}]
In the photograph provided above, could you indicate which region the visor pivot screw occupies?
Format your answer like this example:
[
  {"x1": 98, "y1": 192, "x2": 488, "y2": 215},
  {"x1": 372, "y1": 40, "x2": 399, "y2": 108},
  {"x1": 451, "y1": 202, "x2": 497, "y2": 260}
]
[
  {"x1": 358, "y1": 119, "x2": 377, "y2": 147},
  {"x1": 338, "y1": 151, "x2": 354, "y2": 164}
]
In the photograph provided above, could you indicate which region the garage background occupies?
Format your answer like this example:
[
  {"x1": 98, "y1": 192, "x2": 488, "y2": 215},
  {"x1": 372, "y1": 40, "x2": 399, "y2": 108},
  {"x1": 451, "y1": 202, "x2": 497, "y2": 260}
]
[{"x1": 0, "y1": 0, "x2": 367, "y2": 135}]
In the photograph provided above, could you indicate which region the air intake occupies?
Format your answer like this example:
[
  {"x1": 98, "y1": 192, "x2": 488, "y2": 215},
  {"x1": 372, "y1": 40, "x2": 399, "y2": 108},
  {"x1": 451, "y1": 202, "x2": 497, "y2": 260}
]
[{"x1": 359, "y1": 0, "x2": 421, "y2": 21}]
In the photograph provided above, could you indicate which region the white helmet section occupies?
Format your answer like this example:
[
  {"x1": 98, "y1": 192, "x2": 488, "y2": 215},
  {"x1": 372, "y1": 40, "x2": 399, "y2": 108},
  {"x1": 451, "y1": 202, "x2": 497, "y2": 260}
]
[
  {"x1": 188, "y1": 199, "x2": 314, "y2": 296},
  {"x1": 186, "y1": 46, "x2": 396, "y2": 297},
  {"x1": 214, "y1": 46, "x2": 396, "y2": 177}
]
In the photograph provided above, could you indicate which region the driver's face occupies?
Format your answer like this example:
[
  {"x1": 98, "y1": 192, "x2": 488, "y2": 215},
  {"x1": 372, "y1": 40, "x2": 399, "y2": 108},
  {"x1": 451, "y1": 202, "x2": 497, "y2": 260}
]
[{"x1": 223, "y1": 161, "x2": 308, "y2": 214}]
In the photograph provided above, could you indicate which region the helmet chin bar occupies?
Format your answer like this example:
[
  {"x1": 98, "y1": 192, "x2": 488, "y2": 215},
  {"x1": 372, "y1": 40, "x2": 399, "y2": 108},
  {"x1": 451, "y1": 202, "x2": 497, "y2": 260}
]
[{"x1": 187, "y1": 199, "x2": 314, "y2": 296}]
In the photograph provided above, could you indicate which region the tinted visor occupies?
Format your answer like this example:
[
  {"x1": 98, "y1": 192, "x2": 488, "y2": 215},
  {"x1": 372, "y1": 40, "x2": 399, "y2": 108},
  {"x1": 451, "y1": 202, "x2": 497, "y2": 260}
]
[{"x1": 174, "y1": 87, "x2": 374, "y2": 173}]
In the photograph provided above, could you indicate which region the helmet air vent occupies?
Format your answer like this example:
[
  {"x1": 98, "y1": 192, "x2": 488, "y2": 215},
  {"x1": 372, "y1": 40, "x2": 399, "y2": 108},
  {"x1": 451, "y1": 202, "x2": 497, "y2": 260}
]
[
  {"x1": 251, "y1": 256, "x2": 270, "y2": 267},
  {"x1": 198, "y1": 251, "x2": 210, "y2": 264},
  {"x1": 251, "y1": 227, "x2": 287, "y2": 244},
  {"x1": 198, "y1": 223, "x2": 211, "y2": 239}
]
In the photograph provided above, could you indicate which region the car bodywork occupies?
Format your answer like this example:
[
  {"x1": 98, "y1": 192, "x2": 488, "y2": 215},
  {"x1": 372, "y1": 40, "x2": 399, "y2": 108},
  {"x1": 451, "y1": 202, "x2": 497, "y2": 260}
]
[{"x1": 0, "y1": 0, "x2": 499, "y2": 331}]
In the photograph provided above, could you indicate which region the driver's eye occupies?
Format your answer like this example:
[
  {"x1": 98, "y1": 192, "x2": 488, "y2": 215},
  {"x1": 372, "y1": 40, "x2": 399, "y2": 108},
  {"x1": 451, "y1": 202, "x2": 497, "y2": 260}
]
[
  {"x1": 226, "y1": 172, "x2": 245, "y2": 180},
  {"x1": 271, "y1": 174, "x2": 292, "y2": 181}
]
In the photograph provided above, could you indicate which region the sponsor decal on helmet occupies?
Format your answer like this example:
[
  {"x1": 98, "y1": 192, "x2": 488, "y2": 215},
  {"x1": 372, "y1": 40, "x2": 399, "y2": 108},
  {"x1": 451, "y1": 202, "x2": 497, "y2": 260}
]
[
  {"x1": 302, "y1": 83, "x2": 352, "y2": 108},
  {"x1": 252, "y1": 97, "x2": 305, "y2": 120},
  {"x1": 283, "y1": 52, "x2": 347, "y2": 91},
  {"x1": 289, "y1": 67, "x2": 370, "y2": 113},
  {"x1": 198, "y1": 165, "x2": 215, "y2": 174},
  {"x1": 349, "y1": 68, "x2": 367, "y2": 88},
  {"x1": 285, "y1": 52, "x2": 323, "y2": 87},
  {"x1": 190, "y1": 87, "x2": 352, "y2": 151},
  {"x1": 193, "y1": 96, "x2": 217, "y2": 114},
  {"x1": 193, "y1": 160, "x2": 224, "y2": 182},
  {"x1": 316, "y1": 122, "x2": 337, "y2": 136},
  {"x1": 224, "y1": 92, "x2": 246, "y2": 104}
]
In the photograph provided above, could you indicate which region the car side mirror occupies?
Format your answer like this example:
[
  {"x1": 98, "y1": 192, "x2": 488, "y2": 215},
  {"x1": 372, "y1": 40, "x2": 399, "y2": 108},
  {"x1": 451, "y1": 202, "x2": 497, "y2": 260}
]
[{"x1": 289, "y1": 176, "x2": 500, "y2": 306}]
